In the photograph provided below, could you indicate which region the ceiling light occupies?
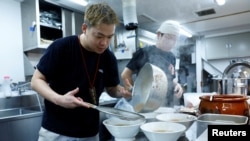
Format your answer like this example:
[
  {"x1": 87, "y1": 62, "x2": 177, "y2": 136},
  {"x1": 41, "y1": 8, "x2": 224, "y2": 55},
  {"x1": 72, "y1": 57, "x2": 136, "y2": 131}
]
[
  {"x1": 71, "y1": 0, "x2": 88, "y2": 6},
  {"x1": 214, "y1": 0, "x2": 226, "y2": 6},
  {"x1": 139, "y1": 38, "x2": 155, "y2": 45},
  {"x1": 180, "y1": 28, "x2": 192, "y2": 38}
]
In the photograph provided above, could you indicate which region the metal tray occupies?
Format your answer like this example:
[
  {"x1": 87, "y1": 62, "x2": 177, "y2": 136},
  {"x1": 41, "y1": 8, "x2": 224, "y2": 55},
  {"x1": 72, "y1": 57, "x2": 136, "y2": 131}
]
[{"x1": 196, "y1": 113, "x2": 249, "y2": 138}]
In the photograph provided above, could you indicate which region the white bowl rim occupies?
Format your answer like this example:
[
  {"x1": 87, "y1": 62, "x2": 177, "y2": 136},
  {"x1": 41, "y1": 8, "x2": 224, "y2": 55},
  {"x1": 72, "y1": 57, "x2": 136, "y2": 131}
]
[
  {"x1": 156, "y1": 113, "x2": 197, "y2": 122},
  {"x1": 140, "y1": 121, "x2": 186, "y2": 134},
  {"x1": 103, "y1": 118, "x2": 146, "y2": 127},
  {"x1": 153, "y1": 107, "x2": 176, "y2": 113}
]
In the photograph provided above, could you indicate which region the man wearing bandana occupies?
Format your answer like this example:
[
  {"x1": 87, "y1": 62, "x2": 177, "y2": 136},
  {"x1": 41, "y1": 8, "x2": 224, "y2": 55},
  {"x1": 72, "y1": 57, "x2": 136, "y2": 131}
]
[{"x1": 121, "y1": 20, "x2": 183, "y2": 107}]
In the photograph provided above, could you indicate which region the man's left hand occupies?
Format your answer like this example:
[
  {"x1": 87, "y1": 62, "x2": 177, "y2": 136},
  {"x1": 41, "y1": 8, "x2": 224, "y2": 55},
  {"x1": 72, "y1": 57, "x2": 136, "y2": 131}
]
[{"x1": 174, "y1": 83, "x2": 183, "y2": 98}]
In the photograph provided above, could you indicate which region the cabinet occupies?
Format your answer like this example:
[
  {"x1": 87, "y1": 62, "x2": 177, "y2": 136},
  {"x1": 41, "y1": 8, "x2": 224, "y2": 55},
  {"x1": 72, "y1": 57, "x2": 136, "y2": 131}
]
[
  {"x1": 62, "y1": 8, "x2": 72, "y2": 37},
  {"x1": 21, "y1": 0, "x2": 62, "y2": 53},
  {"x1": 62, "y1": 9, "x2": 84, "y2": 36},
  {"x1": 21, "y1": 0, "x2": 84, "y2": 77},
  {"x1": 205, "y1": 32, "x2": 250, "y2": 60},
  {"x1": 72, "y1": 12, "x2": 84, "y2": 35},
  {"x1": 21, "y1": 0, "x2": 84, "y2": 53}
]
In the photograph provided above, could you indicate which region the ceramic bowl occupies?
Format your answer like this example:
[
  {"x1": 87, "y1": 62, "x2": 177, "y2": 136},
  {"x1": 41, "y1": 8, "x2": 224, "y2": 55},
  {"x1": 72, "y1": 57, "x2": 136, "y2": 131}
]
[
  {"x1": 139, "y1": 112, "x2": 158, "y2": 122},
  {"x1": 156, "y1": 113, "x2": 197, "y2": 132},
  {"x1": 154, "y1": 107, "x2": 176, "y2": 114},
  {"x1": 140, "y1": 121, "x2": 186, "y2": 141},
  {"x1": 103, "y1": 117, "x2": 145, "y2": 141}
]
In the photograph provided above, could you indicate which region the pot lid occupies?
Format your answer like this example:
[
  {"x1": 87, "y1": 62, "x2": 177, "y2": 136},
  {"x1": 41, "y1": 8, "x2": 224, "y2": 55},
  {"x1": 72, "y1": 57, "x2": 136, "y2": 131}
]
[{"x1": 223, "y1": 61, "x2": 250, "y2": 79}]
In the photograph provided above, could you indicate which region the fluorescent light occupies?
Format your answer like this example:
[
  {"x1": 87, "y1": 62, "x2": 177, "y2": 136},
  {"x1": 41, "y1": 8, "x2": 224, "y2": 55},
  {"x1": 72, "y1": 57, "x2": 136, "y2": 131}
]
[
  {"x1": 71, "y1": 0, "x2": 88, "y2": 6},
  {"x1": 180, "y1": 28, "x2": 192, "y2": 38},
  {"x1": 214, "y1": 0, "x2": 226, "y2": 6},
  {"x1": 139, "y1": 38, "x2": 155, "y2": 45}
]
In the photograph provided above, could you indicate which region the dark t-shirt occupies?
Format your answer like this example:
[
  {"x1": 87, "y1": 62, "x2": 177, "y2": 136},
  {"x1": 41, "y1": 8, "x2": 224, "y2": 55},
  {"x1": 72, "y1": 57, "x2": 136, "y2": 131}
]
[
  {"x1": 126, "y1": 45, "x2": 176, "y2": 106},
  {"x1": 36, "y1": 35, "x2": 120, "y2": 137}
]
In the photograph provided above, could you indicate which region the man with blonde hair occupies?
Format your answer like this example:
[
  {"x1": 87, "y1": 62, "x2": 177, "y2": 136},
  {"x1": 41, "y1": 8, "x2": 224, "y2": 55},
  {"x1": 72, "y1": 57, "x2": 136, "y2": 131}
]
[{"x1": 31, "y1": 2, "x2": 131, "y2": 141}]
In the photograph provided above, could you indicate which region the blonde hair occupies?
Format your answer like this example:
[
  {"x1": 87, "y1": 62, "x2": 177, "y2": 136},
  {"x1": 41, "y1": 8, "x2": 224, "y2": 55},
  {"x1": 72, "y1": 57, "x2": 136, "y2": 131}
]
[{"x1": 84, "y1": 2, "x2": 120, "y2": 27}]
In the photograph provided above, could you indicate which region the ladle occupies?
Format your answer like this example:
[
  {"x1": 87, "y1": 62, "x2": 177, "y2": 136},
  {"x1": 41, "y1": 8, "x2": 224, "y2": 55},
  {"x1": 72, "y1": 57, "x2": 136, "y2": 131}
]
[{"x1": 87, "y1": 102, "x2": 145, "y2": 121}]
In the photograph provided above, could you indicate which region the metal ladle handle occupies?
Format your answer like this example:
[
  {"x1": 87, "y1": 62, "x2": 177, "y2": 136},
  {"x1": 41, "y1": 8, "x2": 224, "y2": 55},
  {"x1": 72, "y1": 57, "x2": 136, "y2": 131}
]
[{"x1": 85, "y1": 102, "x2": 145, "y2": 121}]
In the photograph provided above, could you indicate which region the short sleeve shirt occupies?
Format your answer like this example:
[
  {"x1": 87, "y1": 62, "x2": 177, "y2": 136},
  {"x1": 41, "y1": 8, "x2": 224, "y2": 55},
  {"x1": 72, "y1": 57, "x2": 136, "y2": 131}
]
[
  {"x1": 36, "y1": 35, "x2": 120, "y2": 137},
  {"x1": 126, "y1": 45, "x2": 176, "y2": 106}
]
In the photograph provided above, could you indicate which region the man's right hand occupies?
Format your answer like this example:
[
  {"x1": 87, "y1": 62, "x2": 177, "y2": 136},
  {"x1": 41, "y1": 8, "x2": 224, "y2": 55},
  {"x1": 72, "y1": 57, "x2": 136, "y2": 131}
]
[{"x1": 55, "y1": 87, "x2": 90, "y2": 109}]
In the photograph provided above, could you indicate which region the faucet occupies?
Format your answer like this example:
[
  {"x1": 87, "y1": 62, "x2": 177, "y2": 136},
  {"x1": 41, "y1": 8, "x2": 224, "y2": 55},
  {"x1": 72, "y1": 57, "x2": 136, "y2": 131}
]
[
  {"x1": 18, "y1": 87, "x2": 25, "y2": 95},
  {"x1": 11, "y1": 82, "x2": 31, "y2": 95}
]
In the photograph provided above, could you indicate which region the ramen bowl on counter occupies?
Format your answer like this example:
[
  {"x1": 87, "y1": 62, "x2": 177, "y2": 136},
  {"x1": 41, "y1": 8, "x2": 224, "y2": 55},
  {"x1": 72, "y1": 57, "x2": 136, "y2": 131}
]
[
  {"x1": 140, "y1": 122, "x2": 186, "y2": 141},
  {"x1": 156, "y1": 113, "x2": 197, "y2": 132},
  {"x1": 103, "y1": 117, "x2": 146, "y2": 141}
]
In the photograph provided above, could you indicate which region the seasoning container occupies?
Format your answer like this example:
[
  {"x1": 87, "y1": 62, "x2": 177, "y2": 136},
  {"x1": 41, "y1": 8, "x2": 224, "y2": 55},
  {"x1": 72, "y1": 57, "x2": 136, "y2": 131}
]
[{"x1": 2, "y1": 76, "x2": 12, "y2": 98}]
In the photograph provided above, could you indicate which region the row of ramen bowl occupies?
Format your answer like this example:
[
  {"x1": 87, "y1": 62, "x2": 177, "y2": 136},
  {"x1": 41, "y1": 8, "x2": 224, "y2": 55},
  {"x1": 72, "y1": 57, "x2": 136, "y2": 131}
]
[
  {"x1": 103, "y1": 109, "x2": 197, "y2": 141},
  {"x1": 103, "y1": 106, "x2": 249, "y2": 141}
]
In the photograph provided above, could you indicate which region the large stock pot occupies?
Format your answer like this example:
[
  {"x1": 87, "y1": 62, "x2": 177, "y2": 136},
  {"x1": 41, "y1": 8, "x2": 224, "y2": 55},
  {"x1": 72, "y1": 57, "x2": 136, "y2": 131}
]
[
  {"x1": 130, "y1": 63, "x2": 168, "y2": 113},
  {"x1": 222, "y1": 61, "x2": 250, "y2": 95}
]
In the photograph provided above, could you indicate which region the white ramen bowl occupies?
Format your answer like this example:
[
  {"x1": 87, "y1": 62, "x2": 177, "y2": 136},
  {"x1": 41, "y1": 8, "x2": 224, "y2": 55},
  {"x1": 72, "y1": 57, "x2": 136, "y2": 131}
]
[
  {"x1": 103, "y1": 117, "x2": 145, "y2": 141},
  {"x1": 156, "y1": 113, "x2": 197, "y2": 132},
  {"x1": 140, "y1": 121, "x2": 186, "y2": 141}
]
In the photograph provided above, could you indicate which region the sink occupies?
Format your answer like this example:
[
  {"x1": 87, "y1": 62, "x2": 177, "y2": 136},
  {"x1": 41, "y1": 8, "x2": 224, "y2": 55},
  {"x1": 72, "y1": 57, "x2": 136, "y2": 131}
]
[
  {"x1": 0, "y1": 108, "x2": 42, "y2": 119},
  {"x1": 11, "y1": 90, "x2": 37, "y2": 96},
  {"x1": 22, "y1": 90, "x2": 37, "y2": 95}
]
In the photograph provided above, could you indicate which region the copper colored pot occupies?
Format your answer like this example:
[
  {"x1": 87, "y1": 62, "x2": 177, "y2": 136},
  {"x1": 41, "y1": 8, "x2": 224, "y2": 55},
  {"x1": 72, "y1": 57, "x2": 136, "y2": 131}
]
[{"x1": 198, "y1": 95, "x2": 249, "y2": 116}]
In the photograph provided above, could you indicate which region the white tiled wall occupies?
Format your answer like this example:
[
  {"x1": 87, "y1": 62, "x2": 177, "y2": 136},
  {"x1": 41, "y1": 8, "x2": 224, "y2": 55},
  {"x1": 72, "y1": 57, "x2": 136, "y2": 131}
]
[{"x1": 0, "y1": 0, "x2": 25, "y2": 83}]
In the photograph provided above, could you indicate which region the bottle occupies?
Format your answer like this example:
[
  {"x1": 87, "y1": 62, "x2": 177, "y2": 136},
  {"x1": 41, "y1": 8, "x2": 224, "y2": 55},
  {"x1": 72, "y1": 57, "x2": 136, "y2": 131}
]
[{"x1": 2, "y1": 76, "x2": 12, "y2": 98}]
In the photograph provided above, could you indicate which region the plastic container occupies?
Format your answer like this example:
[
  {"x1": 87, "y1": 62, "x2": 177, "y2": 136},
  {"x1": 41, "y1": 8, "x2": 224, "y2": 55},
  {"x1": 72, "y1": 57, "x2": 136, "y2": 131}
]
[
  {"x1": 2, "y1": 76, "x2": 12, "y2": 98},
  {"x1": 183, "y1": 93, "x2": 215, "y2": 108}
]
